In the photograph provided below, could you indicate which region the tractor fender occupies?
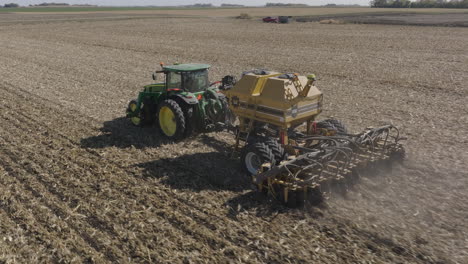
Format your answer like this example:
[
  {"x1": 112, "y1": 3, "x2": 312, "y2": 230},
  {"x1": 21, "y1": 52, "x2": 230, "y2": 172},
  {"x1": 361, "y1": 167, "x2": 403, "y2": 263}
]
[{"x1": 171, "y1": 93, "x2": 198, "y2": 105}]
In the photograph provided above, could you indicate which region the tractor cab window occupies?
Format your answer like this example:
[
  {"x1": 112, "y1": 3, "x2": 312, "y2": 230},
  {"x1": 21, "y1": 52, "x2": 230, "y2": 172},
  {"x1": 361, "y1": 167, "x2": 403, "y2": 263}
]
[
  {"x1": 167, "y1": 72, "x2": 182, "y2": 89},
  {"x1": 182, "y1": 70, "x2": 209, "y2": 93}
]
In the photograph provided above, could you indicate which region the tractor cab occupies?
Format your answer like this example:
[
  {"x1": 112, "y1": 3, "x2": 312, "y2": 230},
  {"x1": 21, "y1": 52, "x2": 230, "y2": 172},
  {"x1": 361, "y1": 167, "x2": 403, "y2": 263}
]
[{"x1": 162, "y1": 63, "x2": 211, "y2": 93}]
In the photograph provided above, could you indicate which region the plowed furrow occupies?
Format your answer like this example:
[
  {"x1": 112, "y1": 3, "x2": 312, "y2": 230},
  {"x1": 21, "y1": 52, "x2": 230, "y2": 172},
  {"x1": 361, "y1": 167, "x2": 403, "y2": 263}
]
[
  {"x1": 0, "y1": 152, "x2": 110, "y2": 263},
  {"x1": 0, "y1": 38, "x2": 138, "y2": 87},
  {"x1": 0, "y1": 136, "x2": 126, "y2": 263},
  {"x1": 1, "y1": 85, "x2": 417, "y2": 263},
  {"x1": 0, "y1": 81, "x2": 102, "y2": 133},
  {"x1": 3, "y1": 82, "x2": 328, "y2": 263},
  {"x1": 0, "y1": 97, "x2": 292, "y2": 263},
  {"x1": 0, "y1": 191, "x2": 52, "y2": 263},
  {"x1": 0, "y1": 102, "x2": 249, "y2": 261},
  {"x1": 1, "y1": 86, "x2": 249, "y2": 239},
  {"x1": 0, "y1": 207, "x2": 61, "y2": 264},
  {"x1": 0, "y1": 83, "x2": 306, "y2": 262},
  {"x1": 0, "y1": 119, "x2": 207, "y2": 262}
]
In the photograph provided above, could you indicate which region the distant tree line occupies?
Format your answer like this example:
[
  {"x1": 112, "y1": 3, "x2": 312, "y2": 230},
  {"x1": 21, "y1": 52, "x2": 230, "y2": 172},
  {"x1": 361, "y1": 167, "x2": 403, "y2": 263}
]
[
  {"x1": 371, "y1": 0, "x2": 468, "y2": 8},
  {"x1": 266, "y1": 3, "x2": 309, "y2": 7},
  {"x1": 2, "y1": 3, "x2": 19, "y2": 8},
  {"x1": 34, "y1": 2, "x2": 70, "y2": 6},
  {"x1": 185, "y1": 3, "x2": 213, "y2": 7},
  {"x1": 1, "y1": 2, "x2": 96, "y2": 8},
  {"x1": 324, "y1": 3, "x2": 363, "y2": 6},
  {"x1": 31, "y1": 3, "x2": 95, "y2": 7},
  {"x1": 221, "y1": 3, "x2": 245, "y2": 7}
]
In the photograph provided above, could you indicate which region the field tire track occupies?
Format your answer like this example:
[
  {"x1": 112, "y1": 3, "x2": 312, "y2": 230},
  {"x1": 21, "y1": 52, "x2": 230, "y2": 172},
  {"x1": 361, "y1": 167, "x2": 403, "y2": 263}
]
[
  {"x1": 0, "y1": 153, "x2": 110, "y2": 263},
  {"x1": 0, "y1": 117, "x2": 205, "y2": 262},
  {"x1": 0, "y1": 82, "x2": 315, "y2": 262},
  {"x1": 0, "y1": 134, "x2": 125, "y2": 263},
  {"x1": 0, "y1": 90, "x2": 259, "y2": 262},
  {"x1": 0, "y1": 83, "x2": 288, "y2": 260}
]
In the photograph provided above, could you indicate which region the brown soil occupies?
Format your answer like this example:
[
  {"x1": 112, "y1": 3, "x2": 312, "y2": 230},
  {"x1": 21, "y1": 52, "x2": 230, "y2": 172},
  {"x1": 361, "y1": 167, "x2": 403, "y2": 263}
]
[{"x1": 0, "y1": 13, "x2": 467, "y2": 263}]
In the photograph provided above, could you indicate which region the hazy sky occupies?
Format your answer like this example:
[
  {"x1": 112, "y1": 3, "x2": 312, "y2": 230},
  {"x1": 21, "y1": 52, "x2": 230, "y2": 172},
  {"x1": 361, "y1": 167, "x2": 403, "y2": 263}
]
[{"x1": 2, "y1": 0, "x2": 370, "y2": 7}]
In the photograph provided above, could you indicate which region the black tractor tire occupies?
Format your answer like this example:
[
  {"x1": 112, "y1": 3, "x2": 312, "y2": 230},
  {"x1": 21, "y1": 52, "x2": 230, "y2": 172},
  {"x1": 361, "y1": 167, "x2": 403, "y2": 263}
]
[
  {"x1": 127, "y1": 99, "x2": 140, "y2": 126},
  {"x1": 317, "y1": 118, "x2": 348, "y2": 134},
  {"x1": 156, "y1": 99, "x2": 186, "y2": 140},
  {"x1": 264, "y1": 138, "x2": 286, "y2": 163},
  {"x1": 182, "y1": 105, "x2": 195, "y2": 137},
  {"x1": 241, "y1": 142, "x2": 275, "y2": 175},
  {"x1": 140, "y1": 98, "x2": 156, "y2": 126},
  {"x1": 127, "y1": 99, "x2": 155, "y2": 127}
]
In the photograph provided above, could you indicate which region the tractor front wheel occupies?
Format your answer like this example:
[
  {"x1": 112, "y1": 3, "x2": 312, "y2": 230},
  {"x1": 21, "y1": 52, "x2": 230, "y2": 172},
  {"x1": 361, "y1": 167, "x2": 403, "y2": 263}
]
[
  {"x1": 157, "y1": 99, "x2": 186, "y2": 140},
  {"x1": 127, "y1": 99, "x2": 155, "y2": 127},
  {"x1": 127, "y1": 100, "x2": 142, "y2": 126}
]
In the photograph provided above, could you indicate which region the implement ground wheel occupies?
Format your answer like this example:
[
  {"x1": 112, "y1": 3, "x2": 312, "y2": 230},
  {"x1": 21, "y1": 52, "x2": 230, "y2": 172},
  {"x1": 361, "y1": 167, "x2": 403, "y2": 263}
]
[
  {"x1": 157, "y1": 99, "x2": 186, "y2": 140},
  {"x1": 278, "y1": 188, "x2": 323, "y2": 208},
  {"x1": 317, "y1": 118, "x2": 348, "y2": 134},
  {"x1": 306, "y1": 188, "x2": 324, "y2": 206},
  {"x1": 265, "y1": 138, "x2": 286, "y2": 164},
  {"x1": 277, "y1": 189, "x2": 305, "y2": 208},
  {"x1": 241, "y1": 142, "x2": 275, "y2": 175}
]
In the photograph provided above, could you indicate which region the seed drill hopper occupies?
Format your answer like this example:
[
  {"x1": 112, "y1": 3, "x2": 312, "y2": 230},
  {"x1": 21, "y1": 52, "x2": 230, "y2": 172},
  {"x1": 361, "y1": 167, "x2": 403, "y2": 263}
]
[{"x1": 221, "y1": 70, "x2": 405, "y2": 206}]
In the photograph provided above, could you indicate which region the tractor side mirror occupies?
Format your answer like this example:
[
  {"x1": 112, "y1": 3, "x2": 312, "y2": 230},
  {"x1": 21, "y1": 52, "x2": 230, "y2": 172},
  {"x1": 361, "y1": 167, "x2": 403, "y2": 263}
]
[{"x1": 152, "y1": 72, "x2": 157, "y2": 81}]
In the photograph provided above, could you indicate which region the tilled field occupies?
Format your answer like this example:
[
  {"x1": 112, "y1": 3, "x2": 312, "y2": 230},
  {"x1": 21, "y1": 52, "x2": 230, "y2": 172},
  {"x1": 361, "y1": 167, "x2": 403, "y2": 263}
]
[
  {"x1": 0, "y1": 12, "x2": 467, "y2": 263},
  {"x1": 297, "y1": 13, "x2": 468, "y2": 27}
]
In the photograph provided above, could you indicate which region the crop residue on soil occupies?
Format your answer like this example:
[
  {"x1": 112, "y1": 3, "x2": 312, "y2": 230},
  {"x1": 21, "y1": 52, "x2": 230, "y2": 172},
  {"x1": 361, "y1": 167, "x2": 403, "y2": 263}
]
[{"x1": 0, "y1": 11, "x2": 467, "y2": 263}]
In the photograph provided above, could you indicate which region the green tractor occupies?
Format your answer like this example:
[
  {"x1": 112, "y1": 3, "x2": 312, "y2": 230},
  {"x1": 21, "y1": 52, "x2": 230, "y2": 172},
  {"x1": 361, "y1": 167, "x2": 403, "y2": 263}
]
[{"x1": 126, "y1": 63, "x2": 234, "y2": 140}]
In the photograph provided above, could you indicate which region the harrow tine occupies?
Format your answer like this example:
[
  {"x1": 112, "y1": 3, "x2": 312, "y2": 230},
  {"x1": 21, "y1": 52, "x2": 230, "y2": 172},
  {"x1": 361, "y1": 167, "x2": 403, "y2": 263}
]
[{"x1": 253, "y1": 124, "x2": 405, "y2": 207}]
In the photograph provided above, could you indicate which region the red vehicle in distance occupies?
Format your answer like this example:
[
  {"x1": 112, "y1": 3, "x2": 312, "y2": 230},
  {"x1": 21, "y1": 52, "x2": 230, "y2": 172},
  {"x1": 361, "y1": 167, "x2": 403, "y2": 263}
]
[{"x1": 262, "y1": 16, "x2": 279, "y2": 23}]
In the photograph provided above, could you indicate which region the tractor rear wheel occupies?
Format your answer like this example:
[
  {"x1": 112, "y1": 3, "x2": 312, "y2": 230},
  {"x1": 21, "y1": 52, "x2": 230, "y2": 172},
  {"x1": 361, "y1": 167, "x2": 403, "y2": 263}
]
[
  {"x1": 157, "y1": 99, "x2": 186, "y2": 140},
  {"x1": 241, "y1": 142, "x2": 275, "y2": 175},
  {"x1": 182, "y1": 105, "x2": 194, "y2": 137}
]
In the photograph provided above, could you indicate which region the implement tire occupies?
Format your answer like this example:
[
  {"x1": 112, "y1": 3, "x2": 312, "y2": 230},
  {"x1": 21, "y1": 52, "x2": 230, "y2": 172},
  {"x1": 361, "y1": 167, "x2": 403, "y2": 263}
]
[
  {"x1": 265, "y1": 138, "x2": 286, "y2": 164},
  {"x1": 241, "y1": 142, "x2": 275, "y2": 175},
  {"x1": 157, "y1": 99, "x2": 186, "y2": 140},
  {"x1": 317, "y1": 118, "x2": 348, "y2": 134}
]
